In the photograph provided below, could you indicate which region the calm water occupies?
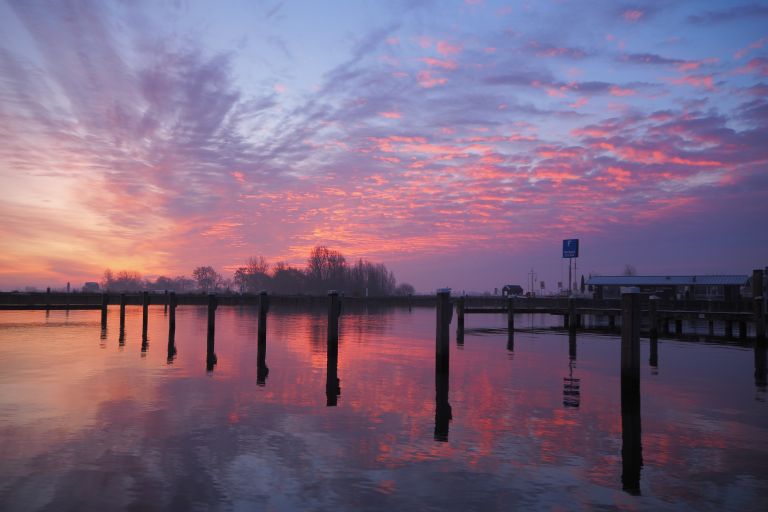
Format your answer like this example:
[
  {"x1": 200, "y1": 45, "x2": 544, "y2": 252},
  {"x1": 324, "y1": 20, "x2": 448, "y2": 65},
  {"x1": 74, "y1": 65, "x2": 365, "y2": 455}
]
[{"x1": 1, "y1": 306, "x2": 766, "y2": 511}]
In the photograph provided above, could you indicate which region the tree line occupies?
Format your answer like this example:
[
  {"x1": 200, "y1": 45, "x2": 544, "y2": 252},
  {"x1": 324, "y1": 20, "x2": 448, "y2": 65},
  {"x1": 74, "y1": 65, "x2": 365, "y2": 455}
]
[{"x1": 101, "y1": 246, "x2": 415, "y2": 296}]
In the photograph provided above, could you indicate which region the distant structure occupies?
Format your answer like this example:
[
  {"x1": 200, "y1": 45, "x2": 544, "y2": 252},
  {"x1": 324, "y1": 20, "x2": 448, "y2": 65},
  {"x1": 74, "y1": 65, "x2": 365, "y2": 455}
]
[
  {"x1": 82, "y1": 282, "x2": 100, "y2": 293},
  {"x1": 586, "y1": 275, "x2": 749, "y2": 301},
  {"x1": 501, "y1": 284, "x2": 524, "y2": 297}
]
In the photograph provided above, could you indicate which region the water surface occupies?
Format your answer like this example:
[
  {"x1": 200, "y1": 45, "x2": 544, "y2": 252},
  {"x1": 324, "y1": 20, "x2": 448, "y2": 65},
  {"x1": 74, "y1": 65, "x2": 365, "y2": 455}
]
[{"x1": 0, "y1": 306, "x2": 766, "y2": 511}]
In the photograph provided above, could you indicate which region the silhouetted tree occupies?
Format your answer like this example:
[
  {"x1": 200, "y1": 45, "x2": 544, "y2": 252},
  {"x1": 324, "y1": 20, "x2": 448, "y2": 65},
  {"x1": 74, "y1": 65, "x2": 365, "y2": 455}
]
[
  {"x1": 623, "y1": 264, "x2": 637, "y2": 276},
  {"x1": 192, "y1": 266, "x2": 223, "y2": 292},
  {"x1": 272, "y1": 262, "x2": 307, "y2": 294},
  {"x1": 395, "y1": 283, "x2": 415, "y2": 296},
  {"x1": 101, "y1": 269, "x2": 144, "y2": 292},
  {"x1": 306, "y1": 246, "x2": 347, "y2": 293},
  {"x1": 233, "y1": 256, "x2": 272, "y2": 293}
]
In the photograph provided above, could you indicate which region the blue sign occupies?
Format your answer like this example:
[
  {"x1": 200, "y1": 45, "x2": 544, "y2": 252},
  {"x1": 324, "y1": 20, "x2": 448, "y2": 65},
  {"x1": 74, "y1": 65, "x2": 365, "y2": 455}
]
[{"x1": 563, "y1": 239, "x2": 579, "y2": 258}]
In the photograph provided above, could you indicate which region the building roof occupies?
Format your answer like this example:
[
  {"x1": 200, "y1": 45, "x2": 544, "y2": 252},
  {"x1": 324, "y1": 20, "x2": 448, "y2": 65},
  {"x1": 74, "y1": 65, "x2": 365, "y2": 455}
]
[{"x1": 586, "y1": 275, "x2": 749, "y2": 286}]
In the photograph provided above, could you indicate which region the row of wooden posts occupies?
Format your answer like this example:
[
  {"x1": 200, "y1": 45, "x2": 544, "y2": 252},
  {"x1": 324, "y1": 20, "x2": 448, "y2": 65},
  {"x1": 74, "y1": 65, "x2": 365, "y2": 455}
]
[{"x1": 93, "y1": 287, "x2": 762, "y2": 494}]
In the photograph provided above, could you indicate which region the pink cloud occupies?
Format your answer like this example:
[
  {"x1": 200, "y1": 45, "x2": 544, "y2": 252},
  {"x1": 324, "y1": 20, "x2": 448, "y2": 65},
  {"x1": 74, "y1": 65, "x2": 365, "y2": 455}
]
[
  {"x1": 436, "y1": 41, "x2": 462, "y2": 57},
  {"x1": 670, "y1": 74, "x2": 715, "y2": 90},
  {"x1": 231, "y1": 171, "x2": 245, "y2": 184},
  {"x1": 569, "y1": 97, "x2": 588, "y2": 109},
  {"x1": 623, "y1": 10, "x2": 644, "y2": 23},
  {"x1": 735, "y1": 57, "x2": 768, "y2": 76},
  {"x1": 420, "y1": 57, "x2": 458, "y2": 70},
  {"x1": 609, "y1": 85, "x2": 636, "y2": 96},
  {"x1": 734, "y1": 37, "x2": 767, "y2": 59},
  {"x1": 378, "y1": 111, "x2": 402, "y2": 119},
  {"x1": 417, "y1": 70, "x2": 447, "y2": 88}
]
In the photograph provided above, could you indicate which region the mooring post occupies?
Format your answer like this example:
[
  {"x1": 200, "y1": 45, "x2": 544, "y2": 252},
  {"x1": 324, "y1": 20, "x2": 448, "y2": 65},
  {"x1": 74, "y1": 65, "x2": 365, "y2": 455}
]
[
  {"x1": 436, "y1": 289, "x2": 452, "y2": 375},
  {"x1": 755, "y1": 340, "x2": 767, "y2": 392},
  {"x1": 621, "y1": 288, "x2": 642, "y2": 495},
  {"x1": 257, "y1": 291, "x2": 269, "y2": 383},
  {"x1": 568, "y1": 298, "x2": 577, "y2": 333},
  {"x1": 100, "y1": 292, "x2": 108, "y2": 329},
  {"x1": 206, "y1": 294, "x2": 217, "y2": 371},
  {"x1": 621, "y1": 289, "x2": 641, "y2": 395},
  {"x1": 507, "y1": 297, "x2": 515, "y2": 333},
  {"x1": 326, "y1": 291, "x2": 341, "y2": 405},
  {"x1": 708, "y1": 320, "x2": 714, "y2": 336},
  {"x1": 456, "y1": 296, "x2": 465, "y2": 338},
  {"x1": 167, "y1": 292, "x2": 177, "y2": 363},
  {"x1": 119, "y1": 293, "x2": 126, "y2": 333},
  {"x1": 753, "y1": 269, "x2": 765, "y2": 340},
  {"x1": 725, "y1": 319, "x2": 734, "y2": 338},
  {"x1": 164, "y1": 290, "x2": 168, "y2": 315},
  {"x1": 648, "y1": 296, "x2": 659, "y2": 340},
  {"x1": 609, "y1": 315, "x2": 616, "y2": 330},
  {"x1": 142, "y1": 291, "x2": 149, "y2": 340},
  {"x1": 675, "y1": 318, "x2": 683, "y2": 337},
  {"x1": 168, "y1": 292, "x2": 177, "y2": 337}
]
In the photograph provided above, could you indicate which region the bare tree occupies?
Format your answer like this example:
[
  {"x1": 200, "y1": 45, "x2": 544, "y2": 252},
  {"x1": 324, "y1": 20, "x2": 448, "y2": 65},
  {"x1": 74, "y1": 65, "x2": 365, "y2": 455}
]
[
  {"x1": 192, "y1": 266, "x2": 223, "y2": 292},
  {"x1": 623, "y1": 264, "x2": 637, "y2": 276}
]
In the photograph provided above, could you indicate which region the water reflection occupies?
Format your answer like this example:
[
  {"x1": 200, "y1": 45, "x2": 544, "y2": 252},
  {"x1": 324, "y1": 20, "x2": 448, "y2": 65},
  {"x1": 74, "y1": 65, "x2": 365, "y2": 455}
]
[
  {"x1": 434, "y1": 369, "x2": 452, "y2": 442},
  {"x1": 621, "y1": 387, "x2": 643, "y2": 495},
  {"x1": 0, "y1": 307, "x2": 766, "y2": 511}
]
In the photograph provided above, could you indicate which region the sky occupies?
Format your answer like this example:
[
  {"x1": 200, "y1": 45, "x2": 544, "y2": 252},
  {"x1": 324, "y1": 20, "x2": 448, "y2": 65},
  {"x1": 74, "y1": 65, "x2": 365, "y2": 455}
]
[{"x1": 0, "y1": 0, "x2": 767, "y2": 293}]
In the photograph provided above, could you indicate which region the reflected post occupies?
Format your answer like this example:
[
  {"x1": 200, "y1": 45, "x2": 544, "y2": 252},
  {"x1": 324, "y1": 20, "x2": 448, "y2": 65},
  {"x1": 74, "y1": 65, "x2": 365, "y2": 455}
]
[
  {"x1": 621, "y1": 289, "x2": 642, "y2": 494},
  {"x1": 649, "y1": 296, "x2": 659, "y2": 369},
  {"x1": 326, "y1": 291, "x2": 341, "y2": 405},
  {"x1": 435, "y1": 289, "x2": 452, "y2": 441},
  {"x1": 257, "y1": 291, "x2": 270, "y2": 385}
]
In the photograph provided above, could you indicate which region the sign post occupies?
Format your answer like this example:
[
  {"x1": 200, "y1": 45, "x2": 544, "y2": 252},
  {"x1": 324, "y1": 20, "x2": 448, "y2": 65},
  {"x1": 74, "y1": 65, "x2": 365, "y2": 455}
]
[{"x1": 562, "y1": 239, "x2": 580, "y2": 294}]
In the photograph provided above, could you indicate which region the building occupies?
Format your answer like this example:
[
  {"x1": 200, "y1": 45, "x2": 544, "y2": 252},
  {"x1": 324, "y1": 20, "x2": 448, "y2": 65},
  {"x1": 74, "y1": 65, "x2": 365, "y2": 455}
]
[
  {"x1": 586, "y1": 275, "x2": 749, "y2": 301},
  {"x1": 82, "y1": 282, "x2": 100, "y2": 293},
  {"x1": 502, "y1": 284, "x2": 524, "y2": 297}
]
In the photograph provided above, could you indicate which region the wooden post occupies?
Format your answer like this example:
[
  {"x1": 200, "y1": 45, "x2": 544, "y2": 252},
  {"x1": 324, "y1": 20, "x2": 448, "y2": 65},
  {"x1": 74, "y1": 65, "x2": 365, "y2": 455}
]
[
  {"x1": 167, "y1": 292, "x2": 177, "y2": 364},
  {"x1": 507, "y1": 297, "x2": 515, "y2": 350},
  {"x1": 755, "y1": 340, "x2": 767, "y2": 392},
  {"x1": 739, "y1": 321, "x2": 748, "y2": 339},
  {"x1": 206, "y1": 294, "x2": 217, "y2": 371},
  {"x1": 326, "y1": 291, "x2": 341, "y2": 405},
  {"x1": 675, "y1": 318, "x2": 683, "y2": 337},
  {"x1": 164, "y1": 290, "x2": 168, "y2": 314},
  {"x1": 168, "y1": 292, "x2": 177, "y2": 337},
  {"x1": 649, "y1": 296, "x2": 659, "y2": 339},
  {"x1": 754, "y1": 269, "x2": 765, "y2": 340},
  {"x1": 142, "y1": 291, "x2": 149, "y2": 340},
  {"x1": 436, "y1": 289, "x2": 452, "y2": 375},
  {"x1": 725, "y1": 319, "x2": 734, "y2": 338},
  {"x1": 568, "y1": 298, "x2": 577, "y2": 333},
  {"x1": 456, "y1": 296, "x2": 465, "y2": 345},
  {"x1": 621, "y1": 289, "x2": 642, "y2": 494},
  {"x1": 621, "y1": 290, "x2": 641, "y2": 393},
  {"x1": 257, "y1": 291, "x2": 269, "y2": 385},
  {"x1": 99, "y1": 292, "x2": 108, "y2": 330},
  {"x1": 46, "y1": 287, "x2": 51, "y2": 311},
  {"x1": 708, "y1": 320, "x2": 714, "y2": 336},
  {"x1": 609, "y1": 315, "x2": 616, "y2": 330}
]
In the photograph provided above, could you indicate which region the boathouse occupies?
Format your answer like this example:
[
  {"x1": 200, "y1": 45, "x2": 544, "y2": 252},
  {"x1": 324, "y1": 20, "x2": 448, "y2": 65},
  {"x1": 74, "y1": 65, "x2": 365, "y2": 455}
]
[{"x1": 586, "y1": 275, "x2": 749, "y2": 301}]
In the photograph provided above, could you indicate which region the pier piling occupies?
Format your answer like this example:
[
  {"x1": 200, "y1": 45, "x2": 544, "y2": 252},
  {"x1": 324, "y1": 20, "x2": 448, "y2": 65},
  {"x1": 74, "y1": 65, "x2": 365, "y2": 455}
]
[
  {"x1": 168, "y1": 292, "x2": 177, "y2": 338},
  {"x1": 456, "y1": 296, "x2": 465, "y2": 345},
  {"x1": 621, "y1": 290, "x2": 641, "y2": 395},
  {"x1": 142, "y1": 291, "x2": 149, "y2": 340},
  {"x1": 436, "y1": 289, "x2": 452, "y2": 375},
  {"x1": 206, "y1": 294, "x2": 217, "y2": 371},
  {"x1": 100, "y1": 293, "x2": 108, "y2": 329},
  {"x1": 754, "y1": 269, "x2": 765, "y2": 340},
  {"x1": 119, "y1": 293, "x2": 126, "y2": 333},
  {"x1": 258, "y1": 291, "x2": 269, "y2": 384},
  {"x1": 326, "y1": 291, "x2": 341, "y2": 405}
]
